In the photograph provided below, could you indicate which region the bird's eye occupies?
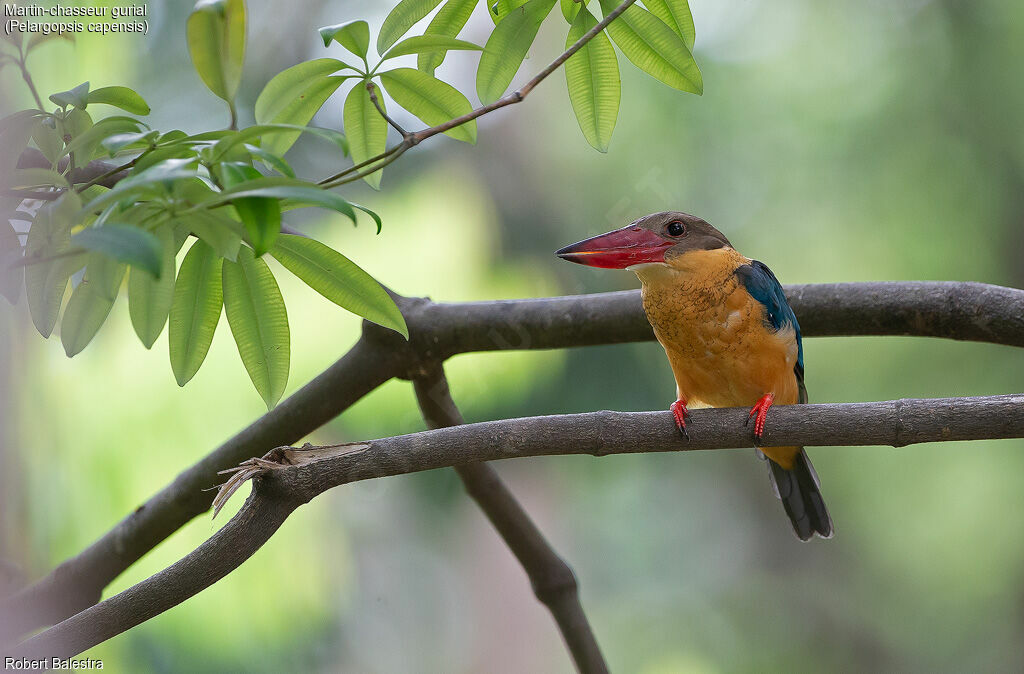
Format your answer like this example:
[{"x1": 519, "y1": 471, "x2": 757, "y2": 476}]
[{"x1": 666, "y1": 221, "x2": 686, "y2": 237}]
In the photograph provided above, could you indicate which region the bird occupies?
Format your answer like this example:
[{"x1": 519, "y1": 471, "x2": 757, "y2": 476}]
[{"x1": 556, "y1": 211, "x2": 833, "y2": 540}]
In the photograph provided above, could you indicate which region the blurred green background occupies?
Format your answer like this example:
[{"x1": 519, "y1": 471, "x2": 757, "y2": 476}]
[{"x1": 3, "y1": 0, "x2": 1024, "y2": 671}]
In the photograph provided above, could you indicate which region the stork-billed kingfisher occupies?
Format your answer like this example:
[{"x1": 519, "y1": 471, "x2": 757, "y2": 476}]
[{"x1": 556, "y1": 212, "x2": 833, "y2": 540}]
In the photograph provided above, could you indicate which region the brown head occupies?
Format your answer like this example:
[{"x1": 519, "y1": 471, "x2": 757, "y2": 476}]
[{"x1": 555, "y1": 212, "x2": 732, "y2": 269}]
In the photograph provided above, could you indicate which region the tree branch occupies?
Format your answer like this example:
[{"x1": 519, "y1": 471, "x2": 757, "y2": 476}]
[
  {"x1": 17, "y1": 148, "x2": 129, "y2": 190},
  {"x1": 0, "y1": 336, "x2": 404, "y2": 644},
  {"x1": 3, "y1": 281, "x2": 1023, "y2": 643},
  {"x1": 366, "y1": 81, "x2": 409, "y2": 139},
  {"x1": 412, "y1": 363, "x2": 608, "y2": 674},
  {"x1": 11, "y1": 393, "x2": 1024, "y2": 658}
]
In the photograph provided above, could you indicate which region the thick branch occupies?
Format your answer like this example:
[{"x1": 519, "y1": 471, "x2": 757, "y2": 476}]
[
  {"x1": 12, "y1": 393, "x2": 1024, "y2": 658},
  {"x1": 3, "y1": 281, "x2": 1023, "y2": 641},
  {"x1": 413, "y1": 364, "x2": 608, "y2": 674}
]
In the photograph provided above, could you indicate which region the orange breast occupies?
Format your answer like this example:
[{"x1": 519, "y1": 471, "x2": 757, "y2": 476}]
[{"x1": 634, "y1": 248, "x2": 800, "y2": 408}]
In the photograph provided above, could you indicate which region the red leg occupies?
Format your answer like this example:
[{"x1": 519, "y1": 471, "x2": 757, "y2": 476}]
[
  {"x1": 670, "y1": 398, "x2": 690, "y2": 439},
  {"x1": 745, "y1": 393, "x2": 775, "y2": 443}
]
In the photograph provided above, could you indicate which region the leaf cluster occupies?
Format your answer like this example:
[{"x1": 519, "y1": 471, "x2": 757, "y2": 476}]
[{"x1": 0, "y1": 0, "x2": 700, "y2": 405}]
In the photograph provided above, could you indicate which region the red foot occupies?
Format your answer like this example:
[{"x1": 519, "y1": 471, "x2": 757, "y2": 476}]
[
  {"x1": 746, "y1": 393, "x2": 775, "y2": 443},
  {"x1": 670, "y1": 398, "x2": 690, "y2": 440}
]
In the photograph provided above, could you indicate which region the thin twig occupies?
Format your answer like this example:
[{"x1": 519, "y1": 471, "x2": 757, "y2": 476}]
[
  {"x1": 17, "y1": 57, "x2": 46, "y2": 112},
  {"x1": 366, "y1": 81, "x2": 408, "y2": 138},
  {"x1": 11, "y1": 393, "x2": 1024, "y2": 658},
  {"x1": 413, "y1": 363, "x2": 609, "y2": 674}
]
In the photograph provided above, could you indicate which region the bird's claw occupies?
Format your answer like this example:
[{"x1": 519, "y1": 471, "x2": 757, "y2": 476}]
[
  {"x1": 670, "y1": 399, "x2": 690, "y2": 440},
  {"x1": 746, "y1": 393, "x2": 774, "y2": 444}
]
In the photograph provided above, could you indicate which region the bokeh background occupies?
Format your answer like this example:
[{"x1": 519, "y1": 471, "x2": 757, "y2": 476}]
[{"x1": 3, "y1": 0, "x2": 1024, "y2": 671}]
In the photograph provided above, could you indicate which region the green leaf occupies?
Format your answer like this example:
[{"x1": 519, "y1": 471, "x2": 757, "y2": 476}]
[
  {"x1": 254, "y1": 59, "x2": 351, "y2": 156},
  {"x1": 24, "y1": 195, "x2": 84, "y2": 337},
  {"x1": 489, "y1": 0, "x2": 528, "y2": 23},
  {"x1": 132, "y1": 145, "x2": 200, "y2": 173},
  {"x1": 178, "y1": 211, "x2": 244, "y2": 261},
  {"x1": 169, "y1": 239, "x2": 223, "y2": 386},
  {"x1": 559, "y1": 0, "x2": 580, "y2": 22},
  {"x1": 271, "y1": 234, "x2": 407, "y2": 338},
  {"x1": 643, "y1": 0, "x2": 695, "y2": 50},
  {"x1": 378, "y1": 0, "x2": 445, "y2": 54},
  {"x1": 187, "y1": 0, "x2": 246, "y2": 104},
  {"x1": 101, "y1": 130, "x2": 158, "y2": 155},
  {"x1": 564, "y1": 6, "x2": 619, "y2": 152},
  {"x1": 598, "y1": 0, "x2": 701, "y2": 94},
  {"x1": 49, "y1": 81, "x2": 90, "y2": 109},
  {"x1": 0, "y1": 217, "x2": 23, "y2": 304},
  {"x1": 63, "y1": 108, "x2": 93, "y2": 140},
  {"x1": 382, "y1": 35, "x2": 482, "y2": 61},
  {"x1": 217, "y1": 163, "x2": 281, "y2": 256},
  {"x1": 244, "y1": 144, "x2": 295, "y2": 178},
  {"x1": 476, "y1": 0, "x2": 556, "y2": 104},
  {"x1": 6, "y1": 168, "x2": 69, "y2": 189},
  {"x1": 0, "y1": 112, "x2": 41, "y2": 178},
  {"x1": 199, "y1": 178, "x2": 357, "y2": 224},
  {"x1": 210, "y1": 122, "x2": 349, "y2": 162},
  {"x1": 351, "y1": 202, "x2": 383, "y2": 234},
  {"x1": 343, "y1": 83, "x2": 388, "y2": 189},
  {"x1": 80, "y1": 157, "x2": 198, "y2": 214},
  {"x1": 222, "y1": 246, "x2": 290, "y2": 408},
  {"x1": 419, "y1": 0, "x2": 479, "y2": 74},
  {"x1": 380, "y1": 68, "x2": 476, "y2": 143},
  {"x1": 255, "y1": 59, "x2": 351, "y2": 121},
  {"x1": 318, "y1": 20, "x2": 370, "y2": 59},
  {"x1": 60, "y1": 254, "x2": 126, "y2": 357},
  {"x1": 62, "y1": 116, "x2": 148, "y2": 162},
  {"x1": 71, "y1": 224, "x2": 163, "y2": 277},
  {"x1": 31, "y1": 120, "x2": 63, "y2": 164},
  {"x1": 128, "y1": 224, "x2": 177, "y2": 348},
  {"x1": 87, "y1": 86, "x2": 152, "y2": 115}
]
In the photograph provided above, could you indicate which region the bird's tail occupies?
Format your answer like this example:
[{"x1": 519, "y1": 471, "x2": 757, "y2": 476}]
[{"x1": 763, "y1": 448, "x2": 833, "y2": 541}]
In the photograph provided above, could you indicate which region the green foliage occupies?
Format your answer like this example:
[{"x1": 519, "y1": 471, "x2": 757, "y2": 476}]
[
  {"x1": 271, "y1": 234, "x2": 408, "y2": 338},
  {"x1": 378, "y1": 0, "x2": 445, "y2": 54},
  {"x1": 644, "y1": 0, "x2": 695, "y2": 49},
  {"x1": 169, "y1": 240, "x2": 224, "y2": 386},
  {"x1": 128, "y1": 225, "x2": 178, "y2": 349},
  {"x1": 564, "y1": 6, "x2": 620, "y2": 152},
  {"x1": 343, "y1": 83, "x2": 388, "y2": 189},
  {"x1": 61, "y1": 254, "x2": 126, "y2": 357},
  {"x1": 253, "y1": 59, "x2": 352, "y2": 156},
  {"x1": 70, "y1": 223, "x2": 162, "y2": 279},
  {"x1": 477, "y1": 0, "x2": 557, "y2": 104},
  {"x1": 24, "y1": 195, "x2": 83, "y2": 338},
  {"x1": 216, "y1": 163, "x2": 281, "y2": 256},
  {"x1": 319, "y1": 21, "x2": 370, "y2": 59},
  {"x1": 598, "y1": 0, "x2": 701, "y2": 93},
  {"x1": 418, "y1": 0, "x2": 480, "y2": 74},
  {"x1": 87, "y1": 86, "x2": 152, "y2": 116},
  {"x1": 381, "y1": 35, "x2": 482, "y2": 61},
  {"x1": 187, "y1": 0, "x2": 247, "y2": 112},
  {"x1": 222, "y1": 247, "x2": 290, "y2": 409},
  {"x1": 380, "y1": 68, "x2": 477, "y2": 143},
  {"x1": 49, "y1": 81, "x2": 90, "y2": 110},
  {"x1": 1, "y1": 0, "x2": 702, "y2": 404}
]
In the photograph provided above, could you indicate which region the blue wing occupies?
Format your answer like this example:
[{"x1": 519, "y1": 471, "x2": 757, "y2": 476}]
[{"x1": 734, "y1": 260, "x2": 806, "y2": 403}]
